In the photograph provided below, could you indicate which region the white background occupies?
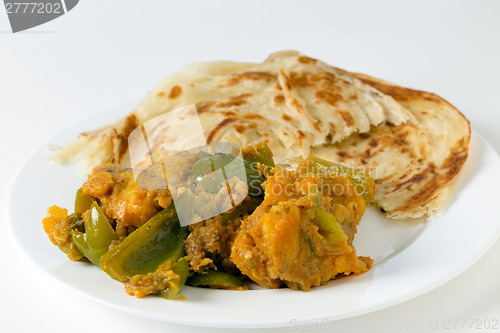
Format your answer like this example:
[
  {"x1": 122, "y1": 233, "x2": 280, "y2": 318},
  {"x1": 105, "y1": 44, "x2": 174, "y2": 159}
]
[{"x1": 1, "y1": 1, "x2": 500, "y2": 332}]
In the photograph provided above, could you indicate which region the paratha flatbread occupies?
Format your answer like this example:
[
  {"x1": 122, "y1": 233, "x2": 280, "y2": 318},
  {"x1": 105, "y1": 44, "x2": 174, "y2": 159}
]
[
  {"x1": 266, "y1": 51, "x2": 415, "y2": 144},
  {"x1": 312, "y1": 69, "x2": 470, "y2": 219},
  {"x1": 52, "y1": 51, "x2": 412, "y2": 168}
]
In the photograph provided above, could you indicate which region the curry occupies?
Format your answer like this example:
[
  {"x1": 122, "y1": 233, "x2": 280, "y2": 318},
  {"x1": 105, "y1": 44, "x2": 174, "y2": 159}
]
[{"x1": 43, "y1": 143, "x2": 374, "y2": 299}]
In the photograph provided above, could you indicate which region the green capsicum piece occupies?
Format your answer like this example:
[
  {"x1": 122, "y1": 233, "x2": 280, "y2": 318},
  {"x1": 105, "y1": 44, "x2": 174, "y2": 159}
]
[
  {"x1": 191, "y1": 153, "x2": 236, "y2": 178},
  {"x1": 241, "y1": 142, "x2": 275, "y2": 196},
  {"x1": 310, "y1": 188, "x2": 347, "y2": 244},
  {"x1": 74, "y1": 187, "x2": 95, "y2": 214},
  {"x1": 241, "y1": 142, "x2": 275, "y2": 168},
  {"x1": 66, "y1": 212, "x2": 84, "y2": 233},
  {"x1": 156, "y1": 258, "x2": 190, "y2": 299},
  {"x1": 100, "y1": 204, "x2": 188, "y2": 299},
  {"x1": 100, "y1": 203, "x2": 187, "y2": 281},
  {"x1": 306, "y1": 155, "x2": 375, "y2": 203},
  {"x1": 314, "y1": 207, "x2": 347, "y2": 244},
  {"x1": 187, "y1": 270, "x2": 244, "y2": 290},
  {"x1": 192, "y1": 152, "x2": 264, "y2": 196},
  {"x1": 71, "y1": 202, "x2": 117, "y2": 265},
  {"x1": 191, "y1": 153, "x2": 235, "y2": 192}
]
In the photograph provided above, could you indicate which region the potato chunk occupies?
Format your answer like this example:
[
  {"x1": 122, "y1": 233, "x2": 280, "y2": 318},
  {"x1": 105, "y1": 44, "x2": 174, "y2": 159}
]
[{"x1": 230, "y1": 168, "x2": 373, "y2": 291}]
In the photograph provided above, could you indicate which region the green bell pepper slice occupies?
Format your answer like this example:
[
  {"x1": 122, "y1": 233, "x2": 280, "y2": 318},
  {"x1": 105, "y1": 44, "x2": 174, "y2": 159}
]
[
  {"x1": 71, "y1": 202, "x2": 117, "y2": 265},
  {"x1": 187, "y1": 270, "x2": 244, "y2": 289},
  {"x1": 241, "y1": 142, "x2": 275, "y2": 168},
  {"x1": 306, "y1": 155, "x2": 375, "y2": 203},
  {"x1": 191, "y1": 153, "x2": 237, "y2": 192},
  {"x1": 310, "y1": 187, "x2": 347, "y2": 244},
  {"x1": 191, "y1": 153, "x2": 236, "y2": 178},
  {"x1": 100, "y1": 203, "x2": 187, "y2": 281},
  {"x1": 100, "y1": 204, "x2": 188, "y2": 299},
  {"x1": 74, "y1": 187, "x2": 95, "y2": 214},
  {"x1": 192, "y1": 152, "x2": 264, "y2": 196},
  {"x1": 314, "y1": 207, "x2": 347, "y2": 244},
  {"x1": 156, "y1": 258, "x2": 190, "y2": 299},
  {"x1": 66, "y1": 212, "x2": 84, "y2": 233}
]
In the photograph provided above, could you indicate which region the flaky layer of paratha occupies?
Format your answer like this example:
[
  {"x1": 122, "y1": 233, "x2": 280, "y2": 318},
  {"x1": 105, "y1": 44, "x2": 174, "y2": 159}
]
[
  {"x1": 52, "y1": 51, "x2": 412, "y2": 168},
  {"x1": 312, "y1": 69, "x2": 470, "y2": 219}
]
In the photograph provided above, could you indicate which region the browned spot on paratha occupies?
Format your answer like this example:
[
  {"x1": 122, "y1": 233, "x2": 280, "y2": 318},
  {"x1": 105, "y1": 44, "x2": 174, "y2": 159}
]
[
  {"x1": 168, "y1": 85, "x2": 182, "y2": 99},
  {"x1": 297, "y1": 56, "x2": 317, "y2": 65},
  {"x1": 227, "y1": 71, "x2": 276, "y2": 86},
  {"x1": 216, "y1": 94, "x2": 252, "y2": 108},
  {"x1": 338, "y1": 110, "x2": 356, "y2": 127},
  {"x1": 274, "y1": 94, "x2": 285, "y2": 105},
  {"x1": 206, "y1": 118, "x2": 237, "y2": 144}
]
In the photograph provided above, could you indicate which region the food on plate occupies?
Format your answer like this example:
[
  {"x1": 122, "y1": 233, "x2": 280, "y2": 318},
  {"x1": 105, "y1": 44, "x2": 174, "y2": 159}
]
[
  {"x1": 43, "y1": 143, "x2": 374, "y2": 298},
  {"x1": 43, "y1": 50, "x2": 470, "y2": 299}
]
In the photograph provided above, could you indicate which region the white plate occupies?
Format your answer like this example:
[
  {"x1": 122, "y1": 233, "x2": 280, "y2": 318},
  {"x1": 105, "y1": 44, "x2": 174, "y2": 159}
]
[{"x1": 8, "y1": 99, "x2": 500, "y2": 328}]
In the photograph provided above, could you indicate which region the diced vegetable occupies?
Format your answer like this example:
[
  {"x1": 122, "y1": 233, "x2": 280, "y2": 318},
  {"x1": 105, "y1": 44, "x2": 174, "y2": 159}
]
[
  {"x1": 100, "y1": 203, "x2": 186, "y2": 281},
  {"x1": 100, "y1": 203, "x2": 188, "y2": 299},
  {"x1": 314, "y1": 207, "x2": 347, "y2": 244},
  {"x1": 306, "y1": 155, "x2": 375, "y2": 203},
  {"x1": 310, "y1": 187, "x2": 347, "y2": 244},
  {"x1": 74, "y1": 187, "x2": 95, "y2": 214},
  {"x1": 191, "y1": 153, "x2": 236, "y2": 178},
  {"x1": 66, "y1": 212, "x2": 84, "y2": 233},
  {"x1": 156, "y1": 258, "x2": 190, "y2": 299},
  {"x1": 187, "y1": 270, "x2": 244, "y2": 289},
  {"x1": 192, "y1": 152, "x2": 264, "y2": 196},
  {"x1": 191, "y1": 153, "x2": 234, "y2": 192},
  {"x1": 71, "y1": 202, "x2": 117, "y2": 265},
  {"x1": 42, "y1": 206, "x2": 85, "y2": 261},
  {"x1": 241, "y1": 142, "x2": 275, "y2": 196},
  {"x1": 241, "y1": 142, "x2": 275, "y2": 168}
]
